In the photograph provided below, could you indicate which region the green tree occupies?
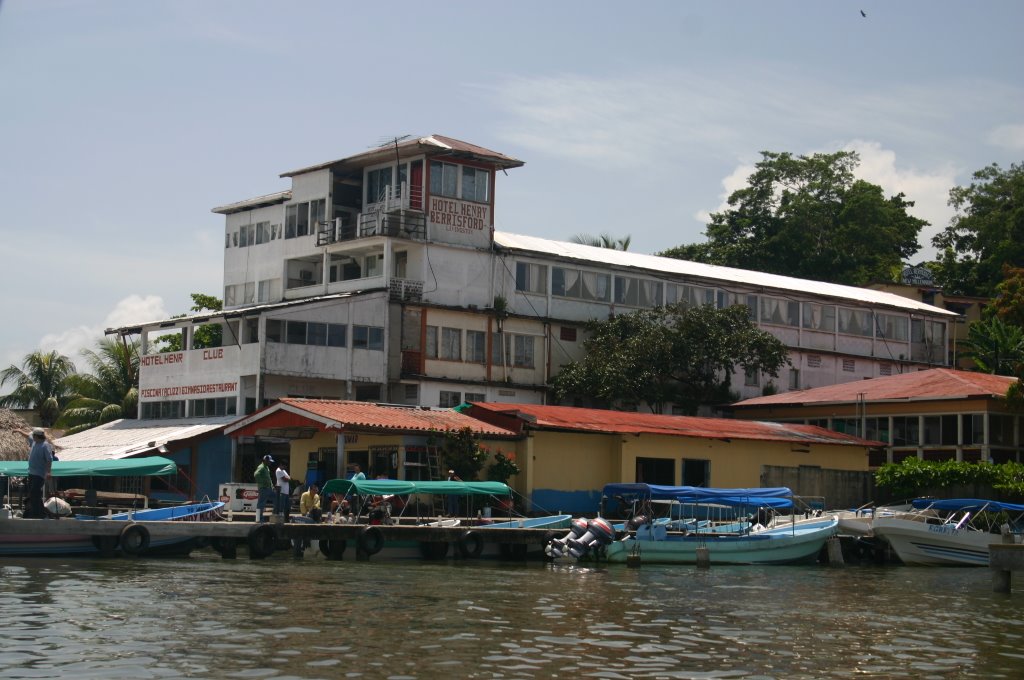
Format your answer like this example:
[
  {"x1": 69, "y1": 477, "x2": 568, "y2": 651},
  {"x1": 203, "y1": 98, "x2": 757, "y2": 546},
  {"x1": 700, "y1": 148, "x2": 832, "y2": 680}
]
[
  {"x1": 59, "y1": 337, "x2": 141, "y2": 434},
  {"x1": 661, "y1": 151, "x2": 925, "y2": 286},
  {"x1": 551, "y1": 303, "x2": 790, "y2": 414},
  {"x1": 438, "y1": 427, "x2": 488, "y2": 480},
  {"x1": 989, "y1": 265, "x2": 1024, "y2": 327},
  {"x1": 931, "y1": 161, "x2": 1024, "y2": 297},
  {"x1": 0, "y1": 350, "x2": 79, "y2": 427},
  {"x1": 570, "y1": 232, "x2": 632, "y2": 250},
  {"x1": 155, "y1": 293, "x2": 224, "y2": 352},
  {"x1": 958, "y1": 316, "x2": 1024, "y2": 376}
]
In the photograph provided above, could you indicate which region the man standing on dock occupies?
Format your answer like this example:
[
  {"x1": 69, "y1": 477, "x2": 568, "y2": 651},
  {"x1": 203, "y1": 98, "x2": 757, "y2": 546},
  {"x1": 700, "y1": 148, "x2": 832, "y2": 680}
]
[
  {"x1": 254, "y1": 455, "x2": 274, "y2": 523},
  {"x1": 25, "y1": 428, "x2": 52, "y2": 519},
  {"x1": 275, "y1": 461, "x2": 292, "y2": 522}
]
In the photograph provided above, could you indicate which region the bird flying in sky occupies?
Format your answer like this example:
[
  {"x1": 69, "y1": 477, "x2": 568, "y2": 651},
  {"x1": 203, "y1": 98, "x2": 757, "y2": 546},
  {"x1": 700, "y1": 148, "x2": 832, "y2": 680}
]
[{"x1": 860, "y1": 10, "x2": 867, "y2": 17}]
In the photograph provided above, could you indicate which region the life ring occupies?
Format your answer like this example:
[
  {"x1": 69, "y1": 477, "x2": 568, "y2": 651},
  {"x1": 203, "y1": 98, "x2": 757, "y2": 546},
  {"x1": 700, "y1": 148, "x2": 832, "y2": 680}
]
[
  {"x1": 357, "y1": 525, "x2": 384, "y2": 556},
  {"x1": 119, "y1": 524, "x2": 151, "y2": 556},
  {"x1": 456, "y1": 530, "x2": 484, "y2": 559},
  {"x1": 419, "y1": 541, "x2": 449, "y2": 560},
  {"x1": 247, "y1": 524, "x2": 276, "y2": 559},
  {"x1": 320, "y1": 539, "x2": 347, "y2": 560}
]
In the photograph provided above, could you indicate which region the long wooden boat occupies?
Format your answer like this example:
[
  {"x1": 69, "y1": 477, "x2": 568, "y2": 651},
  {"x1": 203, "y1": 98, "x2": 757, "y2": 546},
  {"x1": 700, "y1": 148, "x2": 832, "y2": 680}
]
[{"x1": 0, "y1": 457, "x2": 223, "y2": 557}]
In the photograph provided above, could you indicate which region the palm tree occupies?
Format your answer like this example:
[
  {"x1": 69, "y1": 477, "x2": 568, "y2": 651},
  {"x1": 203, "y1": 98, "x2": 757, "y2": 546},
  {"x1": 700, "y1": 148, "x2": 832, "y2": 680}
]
[
  {"x1": 958, "y1": 317, "x2": 1024, "y2": 375},
  {"x1": 570, "y1": 233, "x2": 632, "y2": 250},
  {"x1": 59, "y1": 337, "x2": 141, "y2": 434},
  {"x1": 0, "y1": 350, "x2": 79, "y2": 427}
]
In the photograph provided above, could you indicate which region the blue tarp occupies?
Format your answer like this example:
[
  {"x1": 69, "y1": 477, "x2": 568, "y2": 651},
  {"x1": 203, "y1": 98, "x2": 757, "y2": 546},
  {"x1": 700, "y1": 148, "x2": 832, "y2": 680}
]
[
  {"x1": 602, "y1": 483, "x2": 792, "y2": 502},
  {"x1": 911, "y1": 498, "x2": 1024, "y2": 513}
]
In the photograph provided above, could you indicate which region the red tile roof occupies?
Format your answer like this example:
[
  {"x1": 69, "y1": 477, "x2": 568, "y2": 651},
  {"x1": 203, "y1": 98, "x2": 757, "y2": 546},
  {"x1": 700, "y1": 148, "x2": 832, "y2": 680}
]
[
  {"x1": 732, "y1": 368, "x2": 1017, "y2": 408},
  {"x1": 226, "y1": 399, "x2": 517, "y2": 438},
  {"x1": 466, "y1": 402, "x2": 877, "y2": 447}
]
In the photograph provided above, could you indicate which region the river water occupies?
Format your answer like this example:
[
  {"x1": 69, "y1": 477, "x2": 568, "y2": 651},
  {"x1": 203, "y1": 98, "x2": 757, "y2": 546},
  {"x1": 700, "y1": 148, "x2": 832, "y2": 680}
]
[{"x1": 1, "y1": 549, "x2": 1023, "y2": 679}]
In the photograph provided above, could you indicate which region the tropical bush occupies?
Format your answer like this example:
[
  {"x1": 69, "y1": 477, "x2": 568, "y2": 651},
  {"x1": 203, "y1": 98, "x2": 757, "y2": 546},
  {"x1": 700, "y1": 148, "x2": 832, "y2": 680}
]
[{"x1": 875, "y1": 458, "x2": 1024, "y2": 499}]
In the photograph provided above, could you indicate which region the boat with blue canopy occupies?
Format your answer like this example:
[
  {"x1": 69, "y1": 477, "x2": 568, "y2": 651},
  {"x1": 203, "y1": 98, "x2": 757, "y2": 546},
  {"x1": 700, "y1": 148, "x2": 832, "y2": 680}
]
[{"x1": 872, "y1": 497, "x2": 1024, "y2": 566}]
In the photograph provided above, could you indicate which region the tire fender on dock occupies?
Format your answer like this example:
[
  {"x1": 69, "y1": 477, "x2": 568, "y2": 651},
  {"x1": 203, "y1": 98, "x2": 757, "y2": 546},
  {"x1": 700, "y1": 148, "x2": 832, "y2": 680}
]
[
  {"x1": 456, "y1": 530, "x2": 484, "y2": 558},
  {"x1": 119, "y1": 524, "x2": 151, "y2": 556},
  {"x1": 247, "y1": 524, "x2": 276, "y2": 559},
  {"x1": 357, "y1": 526, "x2": 384, "y2": 556},
  {"x1": 320, "y1": 539, "x2": 347, "y2": 560}
]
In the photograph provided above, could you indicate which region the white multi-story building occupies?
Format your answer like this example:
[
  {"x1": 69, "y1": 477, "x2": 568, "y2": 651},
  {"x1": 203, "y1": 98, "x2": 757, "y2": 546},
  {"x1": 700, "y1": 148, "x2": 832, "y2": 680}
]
[{"x1": 110, "y1": 135, "x2": 957, "y2": 420}]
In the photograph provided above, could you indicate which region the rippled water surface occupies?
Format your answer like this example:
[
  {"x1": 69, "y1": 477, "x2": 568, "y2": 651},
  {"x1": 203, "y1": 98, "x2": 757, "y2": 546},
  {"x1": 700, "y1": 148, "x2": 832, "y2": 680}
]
[{"x1": 2, "y1": 550, "x2": 1023, "y2": 679}]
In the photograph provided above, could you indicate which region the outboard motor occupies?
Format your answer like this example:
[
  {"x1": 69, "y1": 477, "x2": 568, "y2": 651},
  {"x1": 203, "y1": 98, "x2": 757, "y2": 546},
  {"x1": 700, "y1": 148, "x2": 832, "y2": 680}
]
[
  {"x1": 566, "y1": 517, "x2": 616, "y2": 559},
  {"x1": 546, "y1": 518, "x2": 590, "y2": 558},
  {"x1": 626, "y1": 514, "x2": 650, "y2": 531}
]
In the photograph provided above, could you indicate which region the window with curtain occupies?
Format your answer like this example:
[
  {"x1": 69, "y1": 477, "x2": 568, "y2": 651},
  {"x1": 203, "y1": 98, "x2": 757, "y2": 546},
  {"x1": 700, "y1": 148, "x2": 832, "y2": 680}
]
[
  {"x1": 440, "y1": 327, "x2": 462, "y2": 360},
  {"x1": 802, "y1": 303, "x2": 836, "y2": 331},
  {"x1": 466, "y1": 330, "x2": 486, "y2": 363}
]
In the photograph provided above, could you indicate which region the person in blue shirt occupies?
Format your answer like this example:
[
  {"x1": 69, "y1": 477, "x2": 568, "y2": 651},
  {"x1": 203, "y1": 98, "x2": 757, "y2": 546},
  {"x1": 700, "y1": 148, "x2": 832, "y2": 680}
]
[
  {"x1": 350, "y1": 463, "x2": 366, "y2": 481},
  {"x1": 26, "y1": 428, "x2": 53, "y2": 519}
]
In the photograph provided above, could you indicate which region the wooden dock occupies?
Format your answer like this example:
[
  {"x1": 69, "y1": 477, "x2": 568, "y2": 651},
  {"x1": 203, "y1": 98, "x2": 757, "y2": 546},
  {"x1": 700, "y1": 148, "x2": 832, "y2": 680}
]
[{"x1": 0, "y1": 515, "x2": 559, "y2": 561}]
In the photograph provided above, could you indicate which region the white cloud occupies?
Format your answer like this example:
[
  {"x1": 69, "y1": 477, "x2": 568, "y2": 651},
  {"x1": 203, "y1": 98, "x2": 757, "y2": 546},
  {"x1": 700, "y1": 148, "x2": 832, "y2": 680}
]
[
  {"x1": 987, "y1": 123, "x2": 1024, "y2": 151},
  {"x1": 694, "y1": 160, "x2": 757, "y2": 224},
  {"x1": 37, "y1": 295, "x2": 168, "y2": 371}
]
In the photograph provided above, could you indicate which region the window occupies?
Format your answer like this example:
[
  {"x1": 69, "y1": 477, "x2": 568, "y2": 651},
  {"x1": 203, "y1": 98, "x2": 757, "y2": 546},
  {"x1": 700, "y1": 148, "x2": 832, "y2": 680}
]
[
  {"x1": 760, "y1": 297, "x2": 800, "y2": 327},
  {"x1": 403, "y1": 384, "x2": 419, "y2": 403},
  {"x1": 682, "y1": 459, "x2": 710, "y2": 487},
  {"x1": 353, "y1": 325, "x2": 384, "y2": 350},
  {"x1": 465, "y1": 392, "x2": 485, "y2": 403},
  {"x1": 614, "y1": 276, "x2": 663, "y2": 307},
  {"x1": 429, "y1": 161, "x2": 459, "y2": 198},
  {"x1": 425, "y1": 325, "x2": 438, "y2": 359},
  {"x1": 991, "y1": 415, "x2": 1015, "y2": 446},
  {"x1": 141, "y1": 401, "x2": 185, "y2": 419},
  {"x1": 552, "y1": 267, "x2": 611, "y2": 302},
  {"x1": 367, "y1": 167, "x2": 394, "y2": 203},
  {"x1": 512, "y1": 335, "x2": 535, "y2": 368},
  {"x1": 560, "y1": 326, "x2": 577, "y2": 342},
  {"x1": 744, "y1": 367, "x2": 759, "y2": 387},
  {"x1": 284, "y1": 200, "x2": 324, "y2": 239},
  {"x1": 838, "y1": 307, "x2": 873, "y2": 336},
  {"x1": 879, "y1": 363, "x2": 892, "y2": 376},
  {"x1": 461, "y1": 166, "x2": 489, "y2": 203},
  {"x1": 842, "y1": 358, "x2": 855, "y2": 372},
  {"x1": 265, "y1": 319, "x2": 346, "y2": 347},
  {"x1": 466, "y1": 330, "x2": 486, "y2": 363},
  {"x1": 666, "y1": 283, "x2": 714, "y2": 308},
  {"x1": 441, "y1": 327, "x2": 462, "y2": 360},
  {"x1": 892, "y1": 416, "x2": 920, "y2": 446},
  {"x1": 864, "y1": 417, "x2": 890, "y2": 443},
  {"x1": 516, "y1": 262, "x2": 548, "y2": 294},
  {"x1": 255, "y1": 221, "x2": 272, "y2": 245},
  {"x1": 807, "y1": 355, "x2": 822, "y2": 368},
  {"x1": 439, "y1": 390, "x2": 462, "y2": 408},
  {"x1": 923, "y1": 415, "x2": 958, "y2": 446},
  {"x1": 876, "y1": 313, "x2": 909, "y2": 341},
  {"x1": 802, "y1": 304, "x2": 835, "y2": 332},
  {"x1": 788, "y1": 368, "x2": 800, "y2": 390},
  {"x1": 963, "y1": 414, "x2": 984, "y2": 445},
  {"x1": 190, "y1": 397, "x2": 237, "y2": 418}
]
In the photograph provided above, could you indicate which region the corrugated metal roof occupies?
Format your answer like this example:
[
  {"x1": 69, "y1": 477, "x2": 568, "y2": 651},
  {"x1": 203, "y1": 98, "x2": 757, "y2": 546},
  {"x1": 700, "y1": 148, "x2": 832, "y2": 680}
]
[
  {"x1": 494, "y1": 231, "x2": 957, "y2": 317},
  {"x1": 211, "y1": 190, "x2": 292, "y2": 215},
  {"x1": 280, "y1": 135, "x2": 524, "y2": 178},
  {"x1": 733, "y1": 368, "x2": 1018, "y2": 408},
  {"x1": 53, "y1": 417, "x2": 235, "y2": 461},
  {"x1": 225, "y1": 399, "x2": 517, "y2": 438},
  {"x1": 467, "y1": 402, "x2": 878, "y2": 447}
]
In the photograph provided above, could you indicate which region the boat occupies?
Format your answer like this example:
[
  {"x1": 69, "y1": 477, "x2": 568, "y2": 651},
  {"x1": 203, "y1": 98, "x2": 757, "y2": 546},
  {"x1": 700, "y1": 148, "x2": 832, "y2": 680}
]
[
  {"x1": 831, "y1": 503, "x2": 921, "y2": 537},
  {"x1": 0, "y1": 456, "x2": 223, "y2": 557},
  {"x1": 315, "y1": 477, "x2": 567, "y2": 560},
  {"x1": 871, "y1": 498, "x2": 1024, "y2": 566},
  {"x1": 550, "y1": 484, "x2": 838, "y2": 565}
]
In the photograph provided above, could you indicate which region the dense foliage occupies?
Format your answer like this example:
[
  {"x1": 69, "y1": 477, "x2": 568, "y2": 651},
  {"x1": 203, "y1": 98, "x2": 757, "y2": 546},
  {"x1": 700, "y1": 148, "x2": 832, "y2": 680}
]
[
  {"x1": 438, "y1": 427, "x2": 488, "y2": 480},
  {"x1": 875, "y1": 458, "x2": 1024, "y2": 499},
  {"x1": 59, "y1": 337, "x2": 141, "y2": 434},
  {"x1": 661, "y1": 150, "x2": 925, "y2": 286},
  {"x1": 551, "y1": 303, "x2": 790, "y2": 414},
  {"x1": 931, "y1": 161, "x2": 1024, "y2": 297}
]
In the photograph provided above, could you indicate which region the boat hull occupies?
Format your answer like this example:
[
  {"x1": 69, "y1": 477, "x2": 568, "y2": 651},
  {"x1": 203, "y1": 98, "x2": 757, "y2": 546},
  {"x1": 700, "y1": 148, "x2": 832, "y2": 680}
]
[
  {"x1": 602, "y1": 517, "x2": 837, "y2": 565},
  {"x1": 871, "y1": 517, "x2": 1008, "y2": 566}
]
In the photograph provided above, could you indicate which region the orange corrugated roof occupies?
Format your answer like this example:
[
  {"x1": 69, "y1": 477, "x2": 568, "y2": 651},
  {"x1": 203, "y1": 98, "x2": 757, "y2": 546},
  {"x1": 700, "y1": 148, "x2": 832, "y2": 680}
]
[
  {"x1": 733, "y1": 368, "x2": 1017, "y2": 408},
  {"x1": 467, "y1": 402, "x2": 877, "y2": 447},
  {"x1": 226, "y1": 398, "x2": 517, "y2": 438}
]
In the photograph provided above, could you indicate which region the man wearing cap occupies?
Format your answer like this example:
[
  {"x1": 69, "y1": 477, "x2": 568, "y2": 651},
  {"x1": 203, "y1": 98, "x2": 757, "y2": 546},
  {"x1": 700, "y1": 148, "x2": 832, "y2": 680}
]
[
  {"x1": 26, "y1": 428, "x2": 53, "y2": 519},
  {"x1": 254, "y1": 455, "x2": 275, "y2": 523}
]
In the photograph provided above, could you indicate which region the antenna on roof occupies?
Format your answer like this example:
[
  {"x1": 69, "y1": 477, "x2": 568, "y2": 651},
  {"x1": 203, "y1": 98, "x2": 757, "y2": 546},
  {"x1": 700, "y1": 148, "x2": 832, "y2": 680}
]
[{"x1": 376, "y1": 135, "x2": 412, "y2": 164}]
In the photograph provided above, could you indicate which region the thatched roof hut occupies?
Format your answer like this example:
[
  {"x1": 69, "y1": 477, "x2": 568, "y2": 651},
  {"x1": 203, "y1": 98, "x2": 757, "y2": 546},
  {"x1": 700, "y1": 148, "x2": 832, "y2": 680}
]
[{"x1": 0, "y1": 409, "x2": 58, "y2": 462}]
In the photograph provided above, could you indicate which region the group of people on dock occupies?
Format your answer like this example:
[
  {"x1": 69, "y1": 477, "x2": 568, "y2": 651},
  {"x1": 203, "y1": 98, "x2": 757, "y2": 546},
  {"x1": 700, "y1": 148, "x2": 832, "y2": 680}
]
[{"x1": 253, "y1": 455, "x2": 360, "y2": 524}]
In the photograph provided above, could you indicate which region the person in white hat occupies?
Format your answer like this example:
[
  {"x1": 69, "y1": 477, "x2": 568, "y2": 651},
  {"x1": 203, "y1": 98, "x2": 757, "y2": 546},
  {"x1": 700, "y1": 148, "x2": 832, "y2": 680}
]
[
  {"x1": 25, "y1": 428, "x2": 53, "y2": 519},
  {"x1": 446, "y1": 468, "x2": 462, "y2": 516}
]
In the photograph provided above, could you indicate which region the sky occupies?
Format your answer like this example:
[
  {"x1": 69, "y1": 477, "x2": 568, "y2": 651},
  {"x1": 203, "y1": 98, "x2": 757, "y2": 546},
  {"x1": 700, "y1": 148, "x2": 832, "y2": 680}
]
[{"x1": 1, "y1": 0, "x2": 1022, "y2": 381}]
